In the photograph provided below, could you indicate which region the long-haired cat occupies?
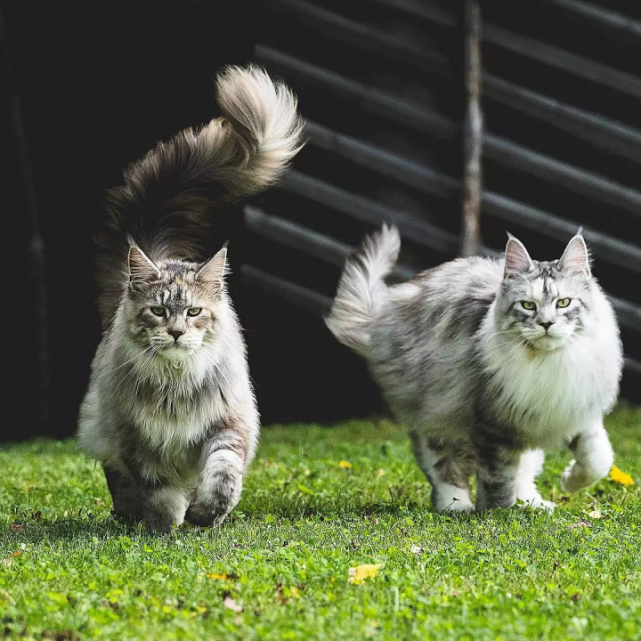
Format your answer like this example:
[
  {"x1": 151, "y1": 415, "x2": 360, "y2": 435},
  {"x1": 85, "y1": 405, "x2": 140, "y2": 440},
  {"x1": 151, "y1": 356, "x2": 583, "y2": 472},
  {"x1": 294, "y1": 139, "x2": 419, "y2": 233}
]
[
  {"x1": 327, "y1": 226, "x2": 622, "y2": 511},
  {"x1": 78, "y1": 66, "x2": 304, "y2": 532}
]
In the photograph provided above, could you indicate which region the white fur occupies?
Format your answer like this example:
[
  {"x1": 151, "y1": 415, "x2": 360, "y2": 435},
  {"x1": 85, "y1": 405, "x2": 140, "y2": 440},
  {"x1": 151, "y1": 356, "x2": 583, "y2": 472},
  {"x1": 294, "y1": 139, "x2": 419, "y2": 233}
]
[{"x1": 479, "y1": 288, "x2": 620, "y2": 450}]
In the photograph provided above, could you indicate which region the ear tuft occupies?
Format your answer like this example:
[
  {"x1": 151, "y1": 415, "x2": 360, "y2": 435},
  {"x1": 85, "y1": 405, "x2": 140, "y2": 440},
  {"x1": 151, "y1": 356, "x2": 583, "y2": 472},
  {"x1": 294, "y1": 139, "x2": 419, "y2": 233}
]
[
  {"x1": 197, "y1": 247, "x2": 228, "y2": 293},
  {"x1": 504, "y1": 234, "x2": 534, "y2": 278},
  {"x1": 559, "y1": 233, "x2": 591, "y2": 278},
  {"x1": 128, "y1": 246, "x2": 161, "y2": 289}
]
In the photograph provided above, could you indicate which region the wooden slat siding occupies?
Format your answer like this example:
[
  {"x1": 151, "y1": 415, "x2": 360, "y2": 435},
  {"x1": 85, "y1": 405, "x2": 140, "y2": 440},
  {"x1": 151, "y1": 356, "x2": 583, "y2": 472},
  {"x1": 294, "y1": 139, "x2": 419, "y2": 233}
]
[
  {"x1": 258, "y1": 1, "x2": 641, "y2": 165},
  {"x1": 280, "y1": 170, "x2": 460, "y2": 256},
  {"x1": 373, "y1": 0, "x2": 641, "y2": 101},
  {"x1": 544, "y1": 0, "x2": 641, "y2": 43},
  {"x1": 484, "y1": 75, "x2": 641, "y2": 166},
  {"x1": 304, "y1": 121, "x2": 641, "y2": 276},
  {"x1": 262, "y1": 0, "x2": 452, "y2": 75},
  {"x1": 245, "y1": 205, "x2": 416, "y2": 281},
  {"x1": 255, "y1": 46, "x2": 457, "y2": 139},
  {"x1": 242, "y1": 265, "x2": 332, "y2": 316},
  {"x1": 483, "y1": 24, "x2": 641, "y2": 102},
  {"x1": 259, "y1": 49, "x2": 641, "y2": 219}
]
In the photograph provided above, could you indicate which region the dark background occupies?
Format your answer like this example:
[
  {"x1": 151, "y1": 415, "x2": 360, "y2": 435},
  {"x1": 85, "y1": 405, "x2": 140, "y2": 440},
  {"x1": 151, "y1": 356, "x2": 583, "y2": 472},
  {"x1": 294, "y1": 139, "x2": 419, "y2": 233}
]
[{"x1": 5, "y1": 0, "x2": 641, "y2": 443}]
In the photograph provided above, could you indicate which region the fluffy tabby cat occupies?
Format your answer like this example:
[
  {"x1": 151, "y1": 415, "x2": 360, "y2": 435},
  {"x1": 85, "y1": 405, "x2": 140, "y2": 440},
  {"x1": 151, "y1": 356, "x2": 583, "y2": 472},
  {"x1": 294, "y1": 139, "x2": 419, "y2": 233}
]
[
  {"x1": 327, "y1": 226, "x2": 622, "y2": 511},
  {"x1": 78, "y1": 66, "x2": 304, "y2": 532}
]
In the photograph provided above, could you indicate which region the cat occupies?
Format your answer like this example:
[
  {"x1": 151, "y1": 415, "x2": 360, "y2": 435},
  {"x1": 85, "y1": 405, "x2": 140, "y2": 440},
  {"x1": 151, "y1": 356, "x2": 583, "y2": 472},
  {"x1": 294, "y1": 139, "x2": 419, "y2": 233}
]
[
  {"x1": 326, "y1": 225, "x2": 622, "y2": 511},
  {"x1": 78, "y1": 65, "x2": 304, "y2": 532}
]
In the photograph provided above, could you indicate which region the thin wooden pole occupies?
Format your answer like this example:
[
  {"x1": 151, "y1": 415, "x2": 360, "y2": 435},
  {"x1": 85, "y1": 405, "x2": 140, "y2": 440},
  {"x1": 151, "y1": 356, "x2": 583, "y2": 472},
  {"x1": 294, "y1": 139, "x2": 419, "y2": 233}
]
[{"x1": 461, "y1": 0, "x2": 483, "y2": 257}]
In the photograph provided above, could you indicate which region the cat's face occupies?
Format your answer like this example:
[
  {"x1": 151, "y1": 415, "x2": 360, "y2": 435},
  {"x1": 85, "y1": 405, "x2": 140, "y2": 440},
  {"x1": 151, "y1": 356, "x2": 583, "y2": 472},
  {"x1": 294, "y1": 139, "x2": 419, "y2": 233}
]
[
  {"x1": 495, "y1": 234, "x2": 593, "y2": 351},
  {"x1": 123, "y1": 246, "x2": 228, "y2": 359}
]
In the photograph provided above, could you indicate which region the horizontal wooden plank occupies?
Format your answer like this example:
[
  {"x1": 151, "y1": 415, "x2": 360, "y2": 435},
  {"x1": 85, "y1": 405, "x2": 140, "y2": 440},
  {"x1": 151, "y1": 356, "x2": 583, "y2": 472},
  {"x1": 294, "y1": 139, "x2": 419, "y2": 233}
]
[
  {"x1": 280, "y1": 169, "x2": 460, "y2": 256},
  {"x1": 245, "y1": 204, "x2": 416, "y2": 280},
  {"x1": 262, "y1": 0, "x2": 451, "y2": 74},
  {"x1": 485, "y1": 75, "x2": 641, "y2": 165},
  {"x1": 544, "y1": 0, "x2": 641, "y2": 43},
  {"x1": 242, "y1": 265, "x2": 332, "y2": 316}
]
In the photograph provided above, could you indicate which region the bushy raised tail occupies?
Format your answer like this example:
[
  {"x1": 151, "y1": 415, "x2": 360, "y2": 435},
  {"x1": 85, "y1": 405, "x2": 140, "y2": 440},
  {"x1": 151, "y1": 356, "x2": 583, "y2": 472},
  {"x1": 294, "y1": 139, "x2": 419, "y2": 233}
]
[
  {"x1": 95, "y1": 65, "x2": 304, "y2": 327},
  {"x1": 326, "y1": 225, "x2": 401, "y2": 357}
]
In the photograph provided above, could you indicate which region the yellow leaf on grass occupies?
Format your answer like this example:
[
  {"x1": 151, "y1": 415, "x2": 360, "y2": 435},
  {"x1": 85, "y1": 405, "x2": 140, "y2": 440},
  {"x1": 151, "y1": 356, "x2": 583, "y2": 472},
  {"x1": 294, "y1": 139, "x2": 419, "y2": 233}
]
[
  {"x1": 610, "y1": 465, "x2": 635, "y2": 487},
  {"x1": 376, "y1": 469, "x2": 386, "y2": 479},
  {"x1": 339, "y1": 460, "x2": 352, "y2": 469},
  {"x1": 206, "y1": 573, "x2": 229, "y2": 580},
  {"x1": 348, "y1": 564, "x2": 384, "y2": 584},
  {"x1": 588, "y1": 509, "x2": 602, "y2": 519}
]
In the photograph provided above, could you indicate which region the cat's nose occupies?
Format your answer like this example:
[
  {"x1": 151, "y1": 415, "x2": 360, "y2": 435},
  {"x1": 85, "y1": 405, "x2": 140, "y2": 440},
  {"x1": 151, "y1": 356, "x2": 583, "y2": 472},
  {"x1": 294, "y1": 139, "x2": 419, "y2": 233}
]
[
  {"x1": 168, "y1": 329, "x2": 185, "y2": 341},
  {"x1": 539, "y1": 321, "x2": 554, "y2": 332}
]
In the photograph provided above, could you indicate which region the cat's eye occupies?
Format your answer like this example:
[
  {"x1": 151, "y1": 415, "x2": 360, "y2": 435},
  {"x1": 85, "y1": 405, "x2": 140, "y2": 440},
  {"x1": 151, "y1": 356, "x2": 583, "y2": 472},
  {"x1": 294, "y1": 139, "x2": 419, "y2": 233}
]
[
  {"x1": 557, "y1": 298, "x2": 571, "y2": 308},
  {"x1": 150, "y1": 306, "x2": 166, "y2": 317},
  {"x1": 521, "y1": 301, "x2": 537, "y2": 311},
  {"x1": 186, "y1": 307, "x2": 202, "y2": 317}
]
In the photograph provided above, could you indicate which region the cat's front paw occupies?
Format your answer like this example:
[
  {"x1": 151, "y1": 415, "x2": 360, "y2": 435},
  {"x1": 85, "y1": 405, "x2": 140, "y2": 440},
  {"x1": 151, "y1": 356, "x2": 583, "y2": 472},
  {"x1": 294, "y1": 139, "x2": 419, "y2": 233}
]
[
  {"x1": 561, "y1": 460, "x2": 598, "y2": 494},
  {"x1": 185, "y1": 502, "x2": 232, "y2": 527}
]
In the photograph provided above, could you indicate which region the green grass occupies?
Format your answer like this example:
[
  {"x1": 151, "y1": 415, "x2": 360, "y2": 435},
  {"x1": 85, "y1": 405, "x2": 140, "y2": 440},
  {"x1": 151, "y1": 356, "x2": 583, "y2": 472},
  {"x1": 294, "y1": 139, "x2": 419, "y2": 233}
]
[{"x1": 1, "y1": 406, "x2": 641, "y2": 641}]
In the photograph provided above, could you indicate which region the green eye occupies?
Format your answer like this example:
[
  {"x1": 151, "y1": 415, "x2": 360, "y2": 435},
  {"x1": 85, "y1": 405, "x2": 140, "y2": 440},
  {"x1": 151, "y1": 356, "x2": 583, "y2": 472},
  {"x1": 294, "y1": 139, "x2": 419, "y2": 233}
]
[
  {"x1": 521, "y1": 301, "x2": 537, "y2": 311},
  {"x1": 557, "y1": 298, "x2": 571, "y2": 308},
  {"x1": 150, "y1": 306, "x2": 165, "y2": 317},
  {"x1": 186, "y1": 307, "x2": 202, "y2": 317}
]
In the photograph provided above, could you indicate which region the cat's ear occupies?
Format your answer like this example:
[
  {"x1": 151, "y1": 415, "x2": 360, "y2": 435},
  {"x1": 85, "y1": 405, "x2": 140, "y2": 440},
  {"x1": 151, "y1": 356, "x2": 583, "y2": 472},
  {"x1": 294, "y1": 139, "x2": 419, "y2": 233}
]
[
  {"x1": 128, "y1": 245, "x2": 161, "y2": 289},
  {"x1": 197, "y1": 246, "x2": 227, "y2": 294},
  {"x1": 559, "y1": 232, "x2": 591, "y2": 279},
  {"x1": 504, "y1": 234, "x2": 534, "y2": 278}
]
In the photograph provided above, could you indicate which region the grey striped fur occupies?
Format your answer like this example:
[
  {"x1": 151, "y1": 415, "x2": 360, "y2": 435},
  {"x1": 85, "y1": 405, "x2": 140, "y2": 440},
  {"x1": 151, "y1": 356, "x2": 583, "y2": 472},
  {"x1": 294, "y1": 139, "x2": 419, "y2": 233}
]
[
  {"x1": 327, "y1": 226, "x2": 622, "y2": 511},
  {"x1": 78, "y1": 66, "x2": 304, "y2": 532}
]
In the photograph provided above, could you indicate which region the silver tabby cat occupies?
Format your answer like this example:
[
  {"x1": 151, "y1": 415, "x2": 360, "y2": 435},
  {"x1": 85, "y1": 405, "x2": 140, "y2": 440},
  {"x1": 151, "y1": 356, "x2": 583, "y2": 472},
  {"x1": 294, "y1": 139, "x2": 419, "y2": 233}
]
[
  {"x1": 327, "y1": 226, "x2": 622, "y2": 511},
  {"x1": 78, "y1": 66, "x2": 304, "y2": 532}
]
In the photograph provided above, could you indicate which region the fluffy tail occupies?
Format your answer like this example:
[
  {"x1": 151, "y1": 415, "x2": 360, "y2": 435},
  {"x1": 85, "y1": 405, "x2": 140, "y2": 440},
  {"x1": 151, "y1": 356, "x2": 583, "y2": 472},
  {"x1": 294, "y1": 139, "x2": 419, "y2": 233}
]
[
  {"x1": 325, "y1": 225, "x2": 401, "y2": 357},
  {"x1": 95, "y1": 64, "x2": 304, "y2": 326}
]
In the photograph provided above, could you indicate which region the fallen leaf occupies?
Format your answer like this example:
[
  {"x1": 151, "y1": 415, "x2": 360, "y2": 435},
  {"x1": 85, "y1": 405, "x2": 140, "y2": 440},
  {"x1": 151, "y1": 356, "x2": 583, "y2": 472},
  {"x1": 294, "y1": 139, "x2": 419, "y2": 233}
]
[
  {"x1": 10, "y1": 524, "x2": 25, "y2": 532},
  {"x1": 588, "y1": 509, "x2": 602, "y2": 519},
  {"x1": 338, "y1": 460, "x2": 352, "y2": 469},
  {"x1": 11, "y1": 551, "x2": 22, "y2": 558},
  {"x1": 376, "y1": 469, "x2": 386, "y2": 480},
  {"x1": 223, "y1": 597, "x2": 243, "y2": 613},
  {"x1": 410, "y1": 545, "x2": 423, "y2": 554},
  {"x1": 348, "y1": 563, "x2": 384, "y2": 584},
  {"x1": 567, "y1": 519, "x2": 592, "y2": 529},
  {"x1": 206, "y1": 573, "x2": 229, "y2": 580},
  {"x1": 609, "y1": 465, "x2": 635, "y2": 487}
]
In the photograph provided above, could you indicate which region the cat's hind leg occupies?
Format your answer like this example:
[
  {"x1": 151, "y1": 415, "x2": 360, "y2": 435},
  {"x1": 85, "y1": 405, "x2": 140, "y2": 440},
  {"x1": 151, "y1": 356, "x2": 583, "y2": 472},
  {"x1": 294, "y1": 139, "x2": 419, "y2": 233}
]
[
  {"x1": 561, "y1": 421, "x2": 613, "y2": 494},
  {"x1": 410, "y1": 433, "x2": 475, "y2": 512},
  {"x1": 186, "y1": 428, "x2": 249, "y2": 527},
  {"x1": 474, "y1": 432, "x2": 521, "y2": 510},
  {"x1": 515, "y1": 449, "x2": 555, "y2": 511}
]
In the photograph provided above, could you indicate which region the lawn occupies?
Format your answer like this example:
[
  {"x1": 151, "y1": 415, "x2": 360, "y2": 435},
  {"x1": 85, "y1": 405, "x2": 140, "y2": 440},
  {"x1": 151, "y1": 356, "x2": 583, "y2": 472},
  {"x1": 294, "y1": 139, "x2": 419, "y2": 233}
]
[{"x1": 1, "y1": 406, "x2": 640, "y2": 641}]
